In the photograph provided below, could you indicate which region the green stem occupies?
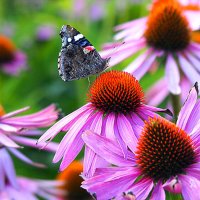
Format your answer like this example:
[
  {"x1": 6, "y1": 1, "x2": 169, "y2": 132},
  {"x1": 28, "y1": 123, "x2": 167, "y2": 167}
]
[{"x1": 170, "y1": 93, "x2": 181, "y2": 122}]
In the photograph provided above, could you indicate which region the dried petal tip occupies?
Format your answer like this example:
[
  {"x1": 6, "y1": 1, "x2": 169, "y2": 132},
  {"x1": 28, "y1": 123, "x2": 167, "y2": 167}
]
[{"x1": 194, "y1": 82, "x2": 199, "y2": 95}]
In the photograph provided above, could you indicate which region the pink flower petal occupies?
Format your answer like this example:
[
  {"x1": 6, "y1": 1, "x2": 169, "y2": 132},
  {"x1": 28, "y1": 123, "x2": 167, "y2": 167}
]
[
  {"x1": 82, "y1": 131, "x2": 135, "y2": 166},
  {"x1": 82, "y1": 167, "x2": 138, "y2": 200},
  {"x1": 179, "y1": 175, "x2": 200, "y2": 200},
  {"x1": 38, "y1": 103, "x2": 91, "y2": 143},
  {"x1": 146, "y1": 78, "x2": 169, "y2": 106},
  {"x1": 84, "y1": 112, "x2": 104, "y2": 177},
  {"x1": 178, "y1": 54, "x2": 200, "y2": 85},
  {"x1": 150, "y1": 181, "x2": 165, "y2": 200},
  {"x1": 130, "y1": 178, "x2": 154, "y2": 200},
  {"x1": 117, "y1": 114, "x2": 138, "y2": 153},
  {"x1": 176, "y1": 83, "x2": 198, "y2": 130},
  {"x1": 0, "y1": 132, "x2": 21, "y2": 148},
  {"x1": 8, "y1": 148, "x2": 45, "y2": 168},
  {"x1": 165, "y1": 54, "x2": 181, "y2": 94},
  {"x1": 53, "y1": 109, "x2": 94, "y2": 163}
]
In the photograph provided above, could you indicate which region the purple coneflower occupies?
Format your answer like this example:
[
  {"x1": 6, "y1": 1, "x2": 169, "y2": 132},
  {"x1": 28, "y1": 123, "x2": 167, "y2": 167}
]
[
  {"x1": 0, "y1": 104, "x2": 59, "y2": 166},
  {"x1": 101, "y1": 0, "x2": 200, "y2": 95},
  {"x1": 57, "y1": 160, "x2": 92, "y2": 200},
  {"x1": 82, "y1": 83, "x2": 200, "y2": 200},
  {"x1": 0, "y1": 151, "x2": 64, "y2": 200},
  {"x1": 0, "y1": 35, "x2": 27, "y2": 75},
  {"x1": 38, "y1": 70, "x2": 171, "y2": 176}
]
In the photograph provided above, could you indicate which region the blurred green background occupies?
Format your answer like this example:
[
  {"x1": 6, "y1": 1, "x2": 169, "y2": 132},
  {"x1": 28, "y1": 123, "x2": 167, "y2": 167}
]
[{"x1": 0, "y1": 0, "x2": 166, "y2": 181}]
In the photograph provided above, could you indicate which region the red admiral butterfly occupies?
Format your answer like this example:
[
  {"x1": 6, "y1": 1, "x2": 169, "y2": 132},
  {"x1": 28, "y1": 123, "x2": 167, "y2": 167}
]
[{"x1": 58, "y1": 25, "x2": 109, "y2": 81}]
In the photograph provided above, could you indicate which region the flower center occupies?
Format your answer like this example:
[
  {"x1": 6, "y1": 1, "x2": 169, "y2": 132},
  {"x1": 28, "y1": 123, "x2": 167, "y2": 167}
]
[
  {"x1": 0, "y1": 35, "x2": 15, "y2": 63},
  {"x1": 144, "y1": 0, "x2": 191, "y2": 51},
  {"x1": 136, "y1": 117, "x2": 195, "y2": 181},
  {"x1": 88, "y1": 71, "x2": 144, "y2": 114},
  {"x1": 0, "y1": 105, "x2": 5, "y2": 116}
]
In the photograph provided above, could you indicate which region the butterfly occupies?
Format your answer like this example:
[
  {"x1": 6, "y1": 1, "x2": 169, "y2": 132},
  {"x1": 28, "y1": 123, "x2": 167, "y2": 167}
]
[{"x1": 58, "y1": 25, "x2": 109, "y2": 81}]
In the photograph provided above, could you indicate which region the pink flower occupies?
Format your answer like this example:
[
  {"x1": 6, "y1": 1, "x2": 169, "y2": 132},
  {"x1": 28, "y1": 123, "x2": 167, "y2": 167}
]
[
  {"x1": 0, "y1": 35, "x2": 27, "y2": 76},
  {"x1": 38, "y1": 71, "x2": 171, "y2": 177},
  {"x1": 0, "y1": 104, "x2": 59, "y2": 167},
  {"x1": 101, "y1": 0, "x2": 200, "y2": 95},
  {"x1": 82, "y1": 83, "x2": 200, "y2": 200},
  {"x1": 36, "y1": 24, "x2": 56, "y2": 42},
  {"x1": 0, "y1": 151, "x2": 64, "y2": 200}
]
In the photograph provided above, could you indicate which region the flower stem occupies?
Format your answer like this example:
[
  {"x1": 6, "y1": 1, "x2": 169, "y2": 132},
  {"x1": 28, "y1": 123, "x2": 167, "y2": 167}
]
[{"x1": 170, "y1": 93, "x2": 181, "y2": 121}]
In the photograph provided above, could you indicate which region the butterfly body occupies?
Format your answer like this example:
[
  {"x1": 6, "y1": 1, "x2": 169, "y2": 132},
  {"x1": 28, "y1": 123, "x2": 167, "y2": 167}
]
[{"x1": 58, "y1": 25, "x2": 109, "y2": 81}]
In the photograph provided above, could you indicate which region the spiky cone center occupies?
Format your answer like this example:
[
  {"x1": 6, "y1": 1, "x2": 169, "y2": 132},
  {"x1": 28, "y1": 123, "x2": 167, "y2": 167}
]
[
  {"x1": 136, "y1": 117, "x2": 195, "y2": 181},
  {"x1": 88, "y1": 71, "x2": 145, "y2": 114},
  {"x1": 0, "y1": 35, "x2": 16, "y2": 63},
  {"x1": 144, "y1": 0, "x2": 191, "y2": 51},
  {"x1": 57, "y1": 161, "x2": 90, "y2": 200}
]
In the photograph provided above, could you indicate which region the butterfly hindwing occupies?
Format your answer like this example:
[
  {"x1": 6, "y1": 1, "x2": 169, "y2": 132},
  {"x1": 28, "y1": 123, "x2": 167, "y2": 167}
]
[{"x1": 58, "y1": 25, "x2": 109, "y2": 81}]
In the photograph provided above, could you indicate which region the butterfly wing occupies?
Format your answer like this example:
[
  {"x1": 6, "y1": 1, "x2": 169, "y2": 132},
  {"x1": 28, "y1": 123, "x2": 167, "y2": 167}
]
[{"x1": 58, "y1": 25, "x2": 109, "y2": 81}]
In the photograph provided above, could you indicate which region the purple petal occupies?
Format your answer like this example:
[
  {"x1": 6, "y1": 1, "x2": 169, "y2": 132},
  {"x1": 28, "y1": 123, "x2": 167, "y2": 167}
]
[
  {"x1": 163, "y1": 178, "x2": 182, "y2": 194},
  {"x1": 179, "y1": 175, "x2": 200, "y2": 200},
  {"x1": 11, "y1": 136, "x2": 58, "y2": 152},
  {"x1": 0, "y1": 148, "x2": 18, "y2": 189},
  {"x1": 150, "y1": 181, "x2": 165, "y2": 200},
  {"x1": 146, "y1": 78, "x2": 169, "y2": 106},
  {"x1": 84, "y1": 112, "x2": 103, "y2": 177},
  {"x1": 165, "y1": 54, "x2": 181, "y2": 94},
  {"x1": 0, "y1": 132, "x2": 21, "y2": 148},
  {"x1": 186, "y1": 163, "x2": 200, "y2": 180},
  {"x1": 53, "y1": 109, "x2": 93, "y2": 163},
  {"x1": 176, "y1": 84, "x2": 198, "y2": 130},
  {"x1": 133, "y1": 53, "x2": 158, "y2": 80},
  {"x1": 104, "y1": 113, "x2": 116, "y2": 140},
  {"x1": 8, "y1": 148, "x2": 45, "y2": 168},
  {"x1": 38, "y1": 104, "x2": 91, "y2": 143},
  {"x1": 185, "y1": 100, "x2": 200, "y2": 134},
  {"x1": 82, "y1": 167, "x2": 139, "y2": 200},
  {"x1": 82, "y1": 131, "x2": 135, "y2": 167},
  {"x1": 129, "y1": 178, "x2": 153, "y2": 200},
  {"x1": 0, "y1": 107, "x2": 30, "y2": 119},
  {"x1": 178, "y1": 54, "x2": 200, "y2": 85},
  {"x1": 117, "y1": 114, "x2": 138, "y2": 153}
]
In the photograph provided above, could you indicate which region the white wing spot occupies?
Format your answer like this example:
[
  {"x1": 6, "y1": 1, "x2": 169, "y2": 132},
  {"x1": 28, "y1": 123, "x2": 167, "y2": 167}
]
[
  {"x1": 74, "y1": 34, "x2": 83, "y2": 41},
  {"x1": 68, "y1": 38, "x2": 72, "y2": 42}
]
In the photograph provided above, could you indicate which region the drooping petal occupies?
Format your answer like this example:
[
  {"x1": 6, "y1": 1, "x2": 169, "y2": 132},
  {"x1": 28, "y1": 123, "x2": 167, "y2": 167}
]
[
  {"x1": 176, "y1": 83, "x2": 198, "y2": 130},
  {"x1": 82, "y1": 167, "x2": 139, "y2": 200},
  {"x1": 82, "y1": 131, "x2": 135, "y2": 166},
  {"x1": 117, "y1": 114, "x2": 138, "y2": 153},
  {"x1": 178, "y1": 54, "x2": 200, "y2": 85},
  {"x1": 0, "y1": 132, "x2": 21, "y2": 148},
  {"x1": 8, "y1": 148, "x2": 45, "y2": 168},
  {"x1": 129, "y1": 178, "x2": 154, "y2": 200},
  {"x1": 165, "y1": 54, "x2": 181, "y2": 94},
  {"x1": 11, "y1": 136, "x2": 58, "y2": 152},
  {"x1": 0, "y1": 107, "x2": 30, "y2": 119},
  {"x1": 53, "y1": 109, "x2": 94, "y2": 165},
  {"x1": 186, "y1": 163, "x2": 200, "y2": 180},
  {"x1": 38, "y1": 104, "x2": 91, "y2": 143},
  {"x1": 179, "y1": 175, "x2": 200, "y2": 200},
  {"x1": 84, "y1": 112, "x2": 104, "y2": 177},
  {"x1": 146, "y1": 78, "x2": 169, "y2": 106},
  {"x1": 150, "y1": 181, "x2": 165, "y2": 200},
  {"x1": 0, "y1": 149, "x2": 18, "y2": 189}
]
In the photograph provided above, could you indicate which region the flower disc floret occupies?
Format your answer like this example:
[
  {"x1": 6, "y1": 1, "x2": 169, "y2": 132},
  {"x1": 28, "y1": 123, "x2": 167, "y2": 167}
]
[
  {"x1": 88, "y1": 71, "x2": 145, "y2": 114},
  {"x1": 136, "y1": 117, "x2": 195, "y2": 181}
]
